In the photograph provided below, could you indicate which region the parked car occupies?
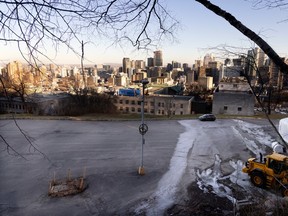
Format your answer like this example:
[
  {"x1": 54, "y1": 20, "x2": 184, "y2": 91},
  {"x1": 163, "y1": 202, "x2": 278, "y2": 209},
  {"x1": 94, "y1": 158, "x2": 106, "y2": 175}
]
[{"x1": 198, "y1": 114, "x2": 216, "y2": 121}]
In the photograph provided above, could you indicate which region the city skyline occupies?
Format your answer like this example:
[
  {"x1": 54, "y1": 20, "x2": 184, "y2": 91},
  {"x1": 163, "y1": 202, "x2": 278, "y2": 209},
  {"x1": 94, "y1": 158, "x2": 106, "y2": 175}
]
[{"x1": 1, "y1": 0, "x2": 287, "y2": 66}]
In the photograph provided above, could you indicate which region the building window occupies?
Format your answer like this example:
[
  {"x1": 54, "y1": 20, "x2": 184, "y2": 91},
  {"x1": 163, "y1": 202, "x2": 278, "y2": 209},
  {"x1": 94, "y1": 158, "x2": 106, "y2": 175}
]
[
  {"x1": 119, "y1": 107, "x2": 123, "y2": 111},
  {"x1": 137, "y1": 108, "x2": 141, "y2": 112},
  {"x1": 162, "y1": 110, "x2": 164, "y2": 115},
  {"x1": 158, "y1": 110, "x2": 161, "y2": 114},
  {"x1": 125, "y1": 107, "x2": 129, "y2": 112},
  {"x1": 138, "y1": 101, "x2": 141, "y2": 105},
  {"x1": 224, "y1": 106, "x2": 228, "y2": 110},
  {"x1": 238, "y1": 107, "x2": 242, "y2": 111},
  {"x1": 119, "y1": 100, "x2": 123, "y2": 104},
  {"x1": 150, "y1": 102, "x2": 154, "y2": 106},
  {"x1": 144, "y1": 102, "x2": 148, "y2": 106},
  {"x1": 180, "y1": 104, "x2": 183, "y2": 108},
  {"x1": 162, "y1": 103, "x2": 165, "y2": 107},
  {"x1": 180, "y1": 111, "x2": 183, "y2": 115},
  {"x1": 131, "y1": 107, "x2": 135, "y2": 112},
  {"x1": 150, "y1": 109, "x2": 154, "y2": 114},
  {"x1": 233, "y1": 84, "x2": 238, "y2": 88},
  {"x1": 144, "y1": 109, "x2": 148, "y2": 113},
  {"x1": 131, "y1": 100, "x2": 135, "y2": 105},
  {"x1": 125, "y1": 100, "x2": 129, "y2": 104},
  {"x1": 158, "y1": 102, "x2": 161, "y2": 107}
]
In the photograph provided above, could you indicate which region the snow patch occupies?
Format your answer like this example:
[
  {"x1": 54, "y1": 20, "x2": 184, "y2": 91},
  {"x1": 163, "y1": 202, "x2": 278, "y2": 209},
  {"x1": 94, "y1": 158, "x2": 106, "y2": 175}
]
[
  {"x1": 135, "y1": 120, "x2": 197, "y2": 215},
  {"x1": 232, "y1": 125, "x2": 265, "y2": 156},
  {"x1": 196, "y1": 154, "x2": 236, "y2": 203},
  {"x1": 233, "y1": 119, "x2": 277, "y2": 148},
  {"x1": 228, "y1": 160, "x2": 250, "y2": 187},
  {"x1": 196, "y1": 119, "x2": 280, "y2": 204}
]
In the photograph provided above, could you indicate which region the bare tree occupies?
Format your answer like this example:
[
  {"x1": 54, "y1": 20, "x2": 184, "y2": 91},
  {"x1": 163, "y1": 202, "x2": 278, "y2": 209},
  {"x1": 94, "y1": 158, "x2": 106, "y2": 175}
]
[
  {"x1": 0, "y1": 0, "x2": 178, "y2": 64},
  {"x1": 4, "y1": 77, "x2": 27, "y2": 102},
  {"x1": 0, "y1": 0, "x2": 177, "y2": 158},
  {"x1": 209, "y1": 44, "x2": 288, "y2": 148},
  {"x1": 195, "y1": 0, "x2": 288, "y2": 75},
  {"x1": 1, "y1": 0, "x2": 288, "y2": 158},
  {"x1": 249, "y1": 0, "x2": 288, "y2": 9},
  {"x1": 1, "y1": 0, "x2": 286, "y2": 74}
]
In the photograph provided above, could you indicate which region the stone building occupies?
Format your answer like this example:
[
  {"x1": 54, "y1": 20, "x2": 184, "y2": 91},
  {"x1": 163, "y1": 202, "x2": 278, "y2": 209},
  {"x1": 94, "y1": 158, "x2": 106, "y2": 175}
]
[
  {"x1": 212, "y1": 77, "x2": 255, "y2": 116},
  {"x1": 113, "y1": 94, "x2": 193, "y2": 116}
]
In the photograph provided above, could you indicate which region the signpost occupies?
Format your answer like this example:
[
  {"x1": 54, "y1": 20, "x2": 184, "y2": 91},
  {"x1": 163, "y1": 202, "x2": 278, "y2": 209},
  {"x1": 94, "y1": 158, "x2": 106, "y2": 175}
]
[{"x1": 138, "y1": 79, "x2": 149, "y2": 175}]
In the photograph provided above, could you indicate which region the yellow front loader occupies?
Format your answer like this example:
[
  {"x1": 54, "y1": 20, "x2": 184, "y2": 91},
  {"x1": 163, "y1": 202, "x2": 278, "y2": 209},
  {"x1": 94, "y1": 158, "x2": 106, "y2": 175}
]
[{"x1": 242, "y1": 152, "x2": 288, "y2": 196}]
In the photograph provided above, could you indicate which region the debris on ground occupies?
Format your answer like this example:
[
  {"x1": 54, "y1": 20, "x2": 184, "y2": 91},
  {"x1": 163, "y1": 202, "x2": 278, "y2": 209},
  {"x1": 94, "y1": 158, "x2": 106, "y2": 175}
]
[{"x1": 48, "y1": 169, "x2": 87, "y2": 197}]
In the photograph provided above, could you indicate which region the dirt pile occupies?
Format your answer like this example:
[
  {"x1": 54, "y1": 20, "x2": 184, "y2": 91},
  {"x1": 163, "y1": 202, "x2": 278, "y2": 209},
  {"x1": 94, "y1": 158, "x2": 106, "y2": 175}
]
[{"x1": 166, "y1": 182, "x2": 234, "y2": 216}]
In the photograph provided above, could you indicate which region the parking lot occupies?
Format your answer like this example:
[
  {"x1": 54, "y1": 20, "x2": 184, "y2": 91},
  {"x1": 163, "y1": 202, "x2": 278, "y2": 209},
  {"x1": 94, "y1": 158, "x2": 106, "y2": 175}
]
[{"x1": 0, "y1": 118, "x2": 283, "y2": 215}]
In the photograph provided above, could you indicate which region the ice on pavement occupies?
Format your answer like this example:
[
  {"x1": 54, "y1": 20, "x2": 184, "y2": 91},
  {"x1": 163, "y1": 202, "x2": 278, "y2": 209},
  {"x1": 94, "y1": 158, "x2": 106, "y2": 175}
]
[
  {"x1": 135, "y1": 120, "x2": 197, "y2": 215},
  {"x1": 196, "y1": 154, "x2": 236, "y2": 203},
  {"x1": 197, "y1": 119, "x2": 287, "y2": 204},
  {"x1": 135, "y1": 118, "x2": 288, "y2": 214},
  {"x1": 233, "y1": 119, "x2": 277, "y2": 149}
]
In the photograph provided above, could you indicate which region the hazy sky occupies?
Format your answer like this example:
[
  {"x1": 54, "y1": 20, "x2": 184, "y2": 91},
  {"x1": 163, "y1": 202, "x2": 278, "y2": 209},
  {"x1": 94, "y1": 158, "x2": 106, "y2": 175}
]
[{"x1": 1, "y1": 0, "x2": 287, "y2": 66}]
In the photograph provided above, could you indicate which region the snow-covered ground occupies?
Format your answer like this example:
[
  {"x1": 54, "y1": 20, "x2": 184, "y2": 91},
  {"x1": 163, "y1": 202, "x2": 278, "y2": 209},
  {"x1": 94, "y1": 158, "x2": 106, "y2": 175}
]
[{"x1": 135, "y1": 118, "x2": 288, "y2": 215}]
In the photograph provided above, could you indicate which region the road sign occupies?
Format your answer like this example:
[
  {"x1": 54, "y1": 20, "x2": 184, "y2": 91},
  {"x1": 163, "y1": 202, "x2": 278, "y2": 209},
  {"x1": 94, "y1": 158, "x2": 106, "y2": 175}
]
[{"x1": 139, "y1": 123, "x2": 148, "y2": 135}]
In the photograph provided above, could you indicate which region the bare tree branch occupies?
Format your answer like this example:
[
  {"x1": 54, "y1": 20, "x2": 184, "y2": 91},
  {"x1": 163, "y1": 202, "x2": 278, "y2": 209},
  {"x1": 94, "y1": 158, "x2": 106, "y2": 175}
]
[
  {"x1": 195, "y1": 0, "x2": 288, "y2": 75},
  {"x1": 0, "y1": 0, "x2": 178, "y2": 63}
]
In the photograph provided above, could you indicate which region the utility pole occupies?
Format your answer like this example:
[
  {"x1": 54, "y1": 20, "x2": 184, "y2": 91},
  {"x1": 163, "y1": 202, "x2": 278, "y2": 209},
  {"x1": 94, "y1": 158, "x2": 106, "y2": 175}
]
[{"x1": 138, "y1": 79, "x2": 149, "y2": 175}]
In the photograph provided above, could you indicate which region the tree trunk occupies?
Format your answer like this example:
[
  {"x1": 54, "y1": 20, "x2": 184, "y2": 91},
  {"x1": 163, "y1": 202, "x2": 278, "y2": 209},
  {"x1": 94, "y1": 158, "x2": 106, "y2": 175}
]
[{"x1": 195, "y1": 0, "x2": 288, "y2": 75}]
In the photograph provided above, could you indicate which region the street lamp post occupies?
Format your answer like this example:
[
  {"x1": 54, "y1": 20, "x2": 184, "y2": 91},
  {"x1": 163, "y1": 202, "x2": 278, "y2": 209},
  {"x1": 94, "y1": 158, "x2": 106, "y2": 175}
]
[{"x1": 138, "y1": 79, "x2": 149, "y2": 175}]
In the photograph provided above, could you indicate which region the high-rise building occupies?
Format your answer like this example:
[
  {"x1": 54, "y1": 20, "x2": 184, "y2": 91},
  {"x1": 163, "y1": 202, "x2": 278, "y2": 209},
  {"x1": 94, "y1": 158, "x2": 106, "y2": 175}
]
[
  {"x1": 122, "y1": 58, "x2": 131, "y2": 74},
  {"x1": 7, "y1": 61, "x2": 23, "y2": 81},
  {"x1": 255, "y1": 47, "x2": 265, "y2": 68},
  {"x1": 203, "y1": 54, "x2": 214, "y2": 67},
  {"x1": 147, "y1": 57, "x2": 154, "y2": 67},
  {"x1": 153, "y1": 50, "x2": 163, "y2": 67},
  {"x1": 135, "y1": 60, "x2": 145, "y2": 69},
  {"x1": 269, "y1": 58, "x2": 286, "y2": 90},
  {"x1": 186, "y1": 70, "x2": 195, "y2": 84},
  {"x1": 183, "y1": 63, "x2": 189, "y2": 69},
  {"x1": 194, "y1": 60, "x2": 202, "y2": 69},
  {"x1": 247, "y1": 47, "x2": 266, "y2": 79},
  {"x1": 172, "y1": 61, "x2": 181, "y2": 69},
  {"x1": 208, "y1": 61, "x2": 222, "y2": 70}
]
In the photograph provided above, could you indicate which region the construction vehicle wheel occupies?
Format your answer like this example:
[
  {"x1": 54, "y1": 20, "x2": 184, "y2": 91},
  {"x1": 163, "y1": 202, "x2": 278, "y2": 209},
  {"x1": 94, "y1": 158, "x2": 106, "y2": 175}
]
[
  {"x1": 281, "y1": 185, "x2": 288, "y2": 197},
  {"x1": 251, "y1": 171, "x2": 266, "y2": 188}
]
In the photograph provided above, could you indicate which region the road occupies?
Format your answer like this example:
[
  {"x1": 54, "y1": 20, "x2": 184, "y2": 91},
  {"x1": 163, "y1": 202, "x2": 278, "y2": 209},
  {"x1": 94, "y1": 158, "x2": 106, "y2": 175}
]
[{"x1": 0, "y1": 118, "x2": 282, "y2": 215}]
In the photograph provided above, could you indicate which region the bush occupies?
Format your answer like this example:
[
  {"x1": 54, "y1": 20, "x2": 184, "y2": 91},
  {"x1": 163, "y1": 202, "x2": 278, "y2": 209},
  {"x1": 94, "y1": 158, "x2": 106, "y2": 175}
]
[{"x1": 57, "y1": 93, "x2": 117, "y2": 116}]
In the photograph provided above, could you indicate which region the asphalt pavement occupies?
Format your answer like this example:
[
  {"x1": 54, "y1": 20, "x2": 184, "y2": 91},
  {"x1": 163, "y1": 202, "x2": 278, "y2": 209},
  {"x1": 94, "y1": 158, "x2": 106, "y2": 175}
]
[
  {"x1": 0, "y1": 118, "x2": 282, "y2": 215},
  {"x1": 0, "y1": 119, "x2": 183, "y2": 215}
]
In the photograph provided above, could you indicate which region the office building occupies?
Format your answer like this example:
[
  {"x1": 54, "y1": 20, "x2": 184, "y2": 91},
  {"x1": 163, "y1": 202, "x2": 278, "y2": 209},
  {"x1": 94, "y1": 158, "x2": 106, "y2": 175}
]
[
  {"x1": 154, "y1": 50, "x2": 163, "y2": 67},
  {"x1": 122, "y1": 58, "x2": 131, "y2": 74},
  {"x1": 147, "y1": 57, "x2": 154, "y2": 67}
]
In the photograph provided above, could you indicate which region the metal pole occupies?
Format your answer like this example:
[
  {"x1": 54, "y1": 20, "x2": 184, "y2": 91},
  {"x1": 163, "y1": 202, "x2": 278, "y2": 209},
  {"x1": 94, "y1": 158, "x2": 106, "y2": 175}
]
[
  {"x1": 141, "y1": 86, "x2": 144, "y2": 167},
  {"x1": 138, "y1": 79, "x2": 149, "y2": 175}
]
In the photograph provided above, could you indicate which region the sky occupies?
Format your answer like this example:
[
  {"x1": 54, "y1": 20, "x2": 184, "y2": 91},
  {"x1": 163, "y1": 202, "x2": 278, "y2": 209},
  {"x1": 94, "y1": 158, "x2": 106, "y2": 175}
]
[{"x1": 0, "y1": 0, "x2": 287, "y2": 66}]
